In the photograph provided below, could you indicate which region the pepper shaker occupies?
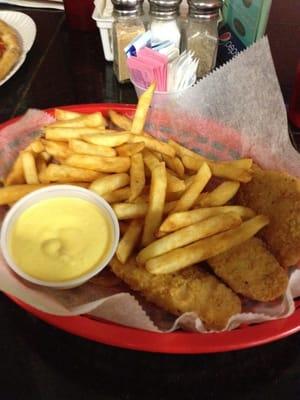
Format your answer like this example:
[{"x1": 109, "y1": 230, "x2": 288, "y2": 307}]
[
  {"x1": 112, "y1": 0, "x2": 145, "y2": 83},
  {"x1": 183, "y1": 0, "x2": 222, "y2": 78}
]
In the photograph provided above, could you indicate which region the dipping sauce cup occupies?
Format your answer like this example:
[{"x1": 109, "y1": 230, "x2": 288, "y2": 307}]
[{"x1": 0, "y1": 185, "x2": 119, "y2": 289}]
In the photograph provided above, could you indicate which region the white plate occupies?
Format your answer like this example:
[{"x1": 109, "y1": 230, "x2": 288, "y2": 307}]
[
  {"x1": 0, "y1": 11, "x2": 37, "y2": 86},
  {"x1": 0, "y1": 1, "x2": 64, "y2": 10}
]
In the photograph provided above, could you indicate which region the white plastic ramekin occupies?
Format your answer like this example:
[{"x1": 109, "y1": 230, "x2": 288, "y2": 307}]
[{"x1": 0, "y1": 185, "x2": 120, "y2": 289}]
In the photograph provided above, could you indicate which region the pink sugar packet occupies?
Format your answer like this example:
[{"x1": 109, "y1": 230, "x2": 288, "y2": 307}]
[
  {"x1": 127, "y1": 48, "x2": 168, "y2": 91},
  {"x1": 138, "y1": 48, "x2": 168, "y2": 91},
  {"x1": 0, "y1": 109, "x2": 55, "y2": 180}
]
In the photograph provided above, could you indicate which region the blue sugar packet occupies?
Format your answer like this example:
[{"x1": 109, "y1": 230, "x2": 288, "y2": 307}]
[{"x1": 124, "y1": 31, "x2": 151, "y2": 57}]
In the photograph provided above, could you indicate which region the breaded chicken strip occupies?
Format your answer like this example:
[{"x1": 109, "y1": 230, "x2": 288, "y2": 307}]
[
  {"x1": 237, "y1": 165, "x2": 300, "y2": 267},
  {"x1": 208, "y1": 237, "x2": 288, "y2": 302},
  {"x1": 110, "y1": 257, "x2": 241, "y2": 330}
]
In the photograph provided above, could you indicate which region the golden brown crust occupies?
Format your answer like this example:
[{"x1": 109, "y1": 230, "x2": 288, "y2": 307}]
[
  {"x1": 209, "y1": 237, "x2": 289, "y2": 302},
  {"x1": 110, "y1": 257, "x2": 241, "y2": 330},
  {"x1": 0, "y1": 19, "x2": 22, "y2": 81},
  {"x1": 236, "y1": 165, "x2": 300, "y2": 267}
]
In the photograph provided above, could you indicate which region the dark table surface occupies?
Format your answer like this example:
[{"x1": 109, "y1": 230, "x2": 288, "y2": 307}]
[{"x1": 0, "y1": 3, "x2": 300, "y2": 400}]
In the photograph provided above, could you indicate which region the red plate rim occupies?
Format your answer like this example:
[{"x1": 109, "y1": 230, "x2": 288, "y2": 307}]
[{"x1": 2, "y1": 103, "x2": 300, "y2": 354}]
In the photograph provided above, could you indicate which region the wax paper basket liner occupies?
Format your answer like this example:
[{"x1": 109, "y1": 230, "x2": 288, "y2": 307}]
[{"x1": 0, "y1": 37, "x2": 300, "y2": 333}]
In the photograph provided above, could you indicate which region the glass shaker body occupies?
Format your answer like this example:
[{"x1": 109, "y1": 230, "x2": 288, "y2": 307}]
[
  {"x1": 112, "y1": 14, "x2": 145, "y2": 83},
  {"x1": 149, "y1": 13, "x2": 181, "y2": 49},
  {"x1": 184, "y1": 15, "x2": 218, "y2": 78}
]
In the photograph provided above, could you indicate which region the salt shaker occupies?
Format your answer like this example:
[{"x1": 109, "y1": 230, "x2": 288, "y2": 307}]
[
  {"x1": 183, "y1": 0, "x2": 222, "y2": 78},
  {"x1": 112, "y1": 0, "x2": 145, "y2": 83},
  {"x1": 148, "y1": 0, "x2": 182, "y2": 50}
]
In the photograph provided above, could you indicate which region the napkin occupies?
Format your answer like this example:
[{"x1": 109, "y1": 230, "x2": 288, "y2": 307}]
[
  {"x1": 0, "y1": 0, "x2": 64, "y2": 10},
  {"x1": 0, "y1": 37, "x2": 300, "y2": 333}
]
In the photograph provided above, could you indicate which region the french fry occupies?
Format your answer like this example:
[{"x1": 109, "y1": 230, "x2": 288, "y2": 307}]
[
  {"x1": 0, "y1": 184, "x2": 49, "y2": 205},
  {"x1": 29, "y1": 140, "x2": 44, "y2": 154},
  {"x1": 129, "y1": 153, "x2": 145, "y2": 202},
  {"x1": 171, "y1": 162, "x2": 211, "y2": 213},
  {"x1": 21, "y1": 151, "x2": 39, "y2": 184},
  {"x1": 82, "y1": 132, "x2": 131, "y2": 147},
  {"x1": 131, "y1": 82, "x2": 156, "y2": 134},
  {"x1": 142, "y1": 162, "x2": 167, "y2": 246},
  {"x1": 162, "y1": 154, "x2": 185, "y2": 178},
  {"x1": 45, "y1": 127, "x2": 103, "y2": 141},
  {"x1": 130, "y1": 135, "x2": 175, "y2": 157},
  {"x1": 102, "y1": 187, "x2": 131, "y2": 203},
  {"x1": 182, "y1": 155, "x2": 252, "y2": 183},
  {"x1": 117, "y1": 219, "x2": 143, "y2": 264},
  {"x1": 113, "y1": 202, "x2": 148, "y2": 220},
  {"x1": 40, "y1": 151, "x2": 52, "y2": 162},
  {"x1": 69, "y1": 139, "x2": 116, "y2": 157},
  {"x1": 108, "y1": 110, "x2": 132, "y2": 131},
  {"x1": 54, "y1": 109, "x2": 82, "y2": 120},
  {"x1": 35, "y1": 154, "x2": 48, "y2": 176},
  {"x1": 116, "y1": 142, "x2": 145, "y2": 157},
  {"x1": 4, "y1": 155, "x2": 25, "y2": 185},
  {"x1": 39, "y1": 164, "x2": 101, "y2": 183},
  {"x1": 197, "y1": 181, "x2": 240, "y2": 207},
  {"x1": 50, "y1": 112, "x2": 106, "y2": 128},
  {"x1": 168, "y1": 139, "x2": 205, "y2": 161},
  {"x1": 137, "y1": 212, "x2": 242, "y2": 264},
  {"x1": 143, "y1": 150, "x2": 185, "y2": 192},
  {"x1": 145, "y1": 215, "x2": 269, "y2": 274},
  {"x1": 166, "y1": 172, "x2": 186, "y2": 193},
  {"x1": 119, "y1": 221, "x2": 129, "y2": 235},
  {"x1": 41, "y1": 139, "x2": 71, "y2": 159},
  {"x1": 63, "y1": 154, "x2": 131, "y2": 173},
  {"x1": 89, "y1": 173, "x2": 129, "y2": 195},
  {"x1": 159, "y1": 205, "x2": 256, "y2": 233},
  {"x1": 112, "y1": 200, "x2": 175, "y2": 220}
]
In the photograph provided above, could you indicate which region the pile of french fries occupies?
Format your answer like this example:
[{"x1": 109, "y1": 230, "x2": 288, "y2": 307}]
[{"x1": 0, "y1": 83, "x2": 269, "y2": 275}]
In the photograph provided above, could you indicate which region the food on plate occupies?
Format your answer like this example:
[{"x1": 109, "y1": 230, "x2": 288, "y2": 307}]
[
  {"x1": 8, "y1": 197, "x2": 113, "y2": 282},
  {"x1": 171, "y1": 162, "x2": 211, "y2": 213},
  {"x1": 2, "y1": 82, "x2": 299, "y2": 331},
  {"x1": 181, "y1": 155, "x2": 252, "y2": 183},
  {"x1": 131, "y1": 82, "x2": 155, "y2": 134},
  {"x1": 116, "y1": 219, "x2": 143, "y2": 264},
  {"x1": 236, "y1": 165, "x2": 300, "y2": 267},
  {"x1": 69, "y1": 139, "x2": 116, "y2": 157},
  {"x1": 145, "y1": 216, "x2": 269, "y2": 274},
  {"x1": 129, "y1": 153, "x2": 145, "y2": 201},
  {"x1": 64, "y1": 154, "x2": 131, "y2": 173},
  {"x1": 39, "y1": 164, "x2": 101, "y2": 183},
  {"x1": 208, "y1": 237, "x2": 288, "y2": 302},
  {"x1": 158, "y1": 206, "x2": 255, "y2": 233},
  {"x1": 89, "y1": 173, "x2": 129, "y2": 195},
  {"x1": 49, "y1": 112, "x2": 106, "y2": 128},
  {"x1": 197, "y1": 181, "x2": 240, "y2": 207},
  {"x1": 108, "y1": 110, "x2": 132, "y2": 131},
  {"x1": 110, "y1": 257, "x2": 242, "y2": 331},
  {"x1": 136, "y1": 212, "x2": 242, "y2": 264},
  {"x1": 21, "y1": 151, "x2": 39, "y2": 184},
  {"x1": 142, "y1": 162, "x2": 167, "y2": 246},
  {"x1": 0, "y1": 19, "x2": 22, "y2": 81}
]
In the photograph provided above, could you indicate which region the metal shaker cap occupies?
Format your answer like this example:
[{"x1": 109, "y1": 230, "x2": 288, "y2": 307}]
[
  {"x1": 149, "y1": 0, "x2": 181, "y2": 19},
  {"x1": 112, "y1": 0, "x2": 140, "y2": 16},
  {"x1": 188, "y1": 0, "x2": 222, "y2": 18}
]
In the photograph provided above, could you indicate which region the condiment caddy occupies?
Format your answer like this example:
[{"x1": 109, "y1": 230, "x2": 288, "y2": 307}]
[{"x1": 94, "y1": 0, "x2": 223, "y2": 83}]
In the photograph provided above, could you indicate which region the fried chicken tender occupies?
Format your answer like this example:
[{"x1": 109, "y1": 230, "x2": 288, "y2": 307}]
[
  {"x1": 236, "y1": 165, "x2": 300, "y2": 267},
  {"x1": 110, "y1": 257, "x2": 241, "y2": 330},
  {"x1": 208, "y1": 237, "x2": 288, "y2": 302}
]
